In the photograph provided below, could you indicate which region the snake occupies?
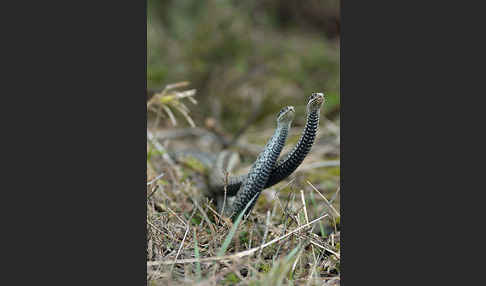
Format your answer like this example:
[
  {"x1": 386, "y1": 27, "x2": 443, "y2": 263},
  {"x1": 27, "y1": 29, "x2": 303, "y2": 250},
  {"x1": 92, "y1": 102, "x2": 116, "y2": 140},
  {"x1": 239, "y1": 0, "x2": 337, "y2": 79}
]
[
  {"x1": 170, "y1": 92, "x2": 325, "y2": 220},
  {"x1": 209, "y1": 92, "x2": 324, "y2": 195},
  {"x1": 223, "y1": 105, "x2": 295, "y2": 219}
]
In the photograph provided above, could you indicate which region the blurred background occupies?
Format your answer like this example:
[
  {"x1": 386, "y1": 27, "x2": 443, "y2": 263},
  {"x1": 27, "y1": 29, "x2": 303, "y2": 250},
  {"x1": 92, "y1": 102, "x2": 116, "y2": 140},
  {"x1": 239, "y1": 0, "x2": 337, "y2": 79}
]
[{"x1": 147, "y1": 0, "x2": 340, "y2": 132}]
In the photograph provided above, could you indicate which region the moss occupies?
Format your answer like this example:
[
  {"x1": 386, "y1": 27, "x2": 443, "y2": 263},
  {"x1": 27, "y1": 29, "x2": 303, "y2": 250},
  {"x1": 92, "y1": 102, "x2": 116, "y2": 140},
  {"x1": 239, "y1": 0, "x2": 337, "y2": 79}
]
[
  {"x1": 178, "y1": 155, "x2": 210, "y2": 174},
  {"x1": 258, "y1": 262, "x2": 271, "y2": 273},
  {"x1": 180, "y1": 169, "x2": 191, "y2": 181},
  {"x1": 306, "y1": 170, "x2": 335, "y2": 182},
  {"x1": 191, "y1": 214, "x2": 202, "y2": 225},
  {"x1": 327, "y1": 166, "x2": 340, "y2": 177},
  {"x1": 147, "y1": 147, "x2": 163, "y2": 162},
  {"x1": 239, "y1": 231, "x2": 249, "y2": 244},
  {"x1": 334, "y1": 216, "x2": 340, "y2": 226},
  {"x1": 158, "y1": 179, "x2": 169, "y2": 186},
  {"x1": 223, "y1": 272, "x2": 240, "y2": 285},
  {"x1": 147, "y1": 148, "x2": 153, "y2": 161},
  {"x1": 255, "y1": 194, "x2": 269, "y2": 209}
]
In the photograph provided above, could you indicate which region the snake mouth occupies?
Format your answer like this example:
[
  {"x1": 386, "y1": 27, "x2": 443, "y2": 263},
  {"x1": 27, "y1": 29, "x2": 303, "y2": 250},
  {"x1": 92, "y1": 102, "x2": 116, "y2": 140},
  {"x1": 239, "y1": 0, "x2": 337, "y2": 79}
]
[
  {"x1": 277, "y1": 105, "x2": 295, "y2": 122},
  {"x1": 308, "y1": 92, "x2": 325, "y2": 110}
]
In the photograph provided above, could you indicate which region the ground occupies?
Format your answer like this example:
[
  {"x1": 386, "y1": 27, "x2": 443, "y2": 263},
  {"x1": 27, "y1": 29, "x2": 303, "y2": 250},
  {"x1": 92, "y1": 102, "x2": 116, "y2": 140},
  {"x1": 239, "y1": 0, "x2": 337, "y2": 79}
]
[{"x1": 147, "y1": 85, "x2": 340, "y2": 285}]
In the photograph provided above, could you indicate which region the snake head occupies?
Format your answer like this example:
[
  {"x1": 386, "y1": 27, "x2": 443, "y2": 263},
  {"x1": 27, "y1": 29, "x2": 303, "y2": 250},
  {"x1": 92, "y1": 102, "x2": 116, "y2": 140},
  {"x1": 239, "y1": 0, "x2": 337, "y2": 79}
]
[
  {"x1": 277, "y1": 105, "x2": 295, "y2": 125},
  {"x1": 307, "y1": 92, "x2": 325, "y2": 112}
]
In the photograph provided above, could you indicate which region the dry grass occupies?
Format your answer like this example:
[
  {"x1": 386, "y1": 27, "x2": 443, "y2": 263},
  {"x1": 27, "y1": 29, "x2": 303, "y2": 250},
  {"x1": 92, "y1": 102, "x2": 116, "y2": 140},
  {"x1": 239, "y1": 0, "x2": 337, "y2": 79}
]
[
  {"x1": 147, "y1": 84, "x2": 340, "y2": 285},
  {"x1": 148, "y1": 81, "x2": 198, "y2": 127}
]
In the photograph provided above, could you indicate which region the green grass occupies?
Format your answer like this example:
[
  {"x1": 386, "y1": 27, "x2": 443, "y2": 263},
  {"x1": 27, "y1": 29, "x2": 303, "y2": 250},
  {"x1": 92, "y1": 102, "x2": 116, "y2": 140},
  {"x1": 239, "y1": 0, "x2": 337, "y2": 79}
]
[{"x1": 217, "y1": 194, "x2": 258, "y2": 257}]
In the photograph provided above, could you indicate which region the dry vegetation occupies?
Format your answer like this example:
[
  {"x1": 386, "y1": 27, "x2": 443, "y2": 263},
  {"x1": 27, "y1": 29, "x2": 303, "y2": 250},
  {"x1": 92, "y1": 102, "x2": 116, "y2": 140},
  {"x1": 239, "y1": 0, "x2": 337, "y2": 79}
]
[{"x1": 147, "y1": 84, "x2": 340, "y2": 285}]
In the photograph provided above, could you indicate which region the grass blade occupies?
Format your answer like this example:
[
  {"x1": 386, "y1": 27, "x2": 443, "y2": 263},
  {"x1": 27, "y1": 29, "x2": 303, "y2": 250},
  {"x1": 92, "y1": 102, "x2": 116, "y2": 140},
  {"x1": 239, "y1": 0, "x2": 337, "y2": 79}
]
[
  {"x1": 193, "y1": 229, "x2": 202, "y2": 281},
  {"x1": 217, "y1": 193, "x2": 258, "y2": 256},
  {"x1": 263, "y1": 243, "x2": 303, "y2": 286}
]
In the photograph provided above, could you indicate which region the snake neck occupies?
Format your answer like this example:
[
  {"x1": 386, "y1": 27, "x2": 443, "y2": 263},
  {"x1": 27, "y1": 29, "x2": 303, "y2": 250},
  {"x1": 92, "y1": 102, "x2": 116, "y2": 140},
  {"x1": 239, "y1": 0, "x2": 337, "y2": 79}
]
[{"x1": 225, "y1": 122, "x2": 290, "y2": 220}]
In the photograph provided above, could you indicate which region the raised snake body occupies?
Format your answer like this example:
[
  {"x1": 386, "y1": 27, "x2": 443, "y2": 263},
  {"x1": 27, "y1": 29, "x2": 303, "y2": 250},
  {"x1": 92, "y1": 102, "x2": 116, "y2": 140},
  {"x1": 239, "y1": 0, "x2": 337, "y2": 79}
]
[
  {"x1": 170, "y1": 93, "x2": 324, "y2": 220},
  {"x1": 209, "y1": 93, "x2": 324, "y2": 197}
]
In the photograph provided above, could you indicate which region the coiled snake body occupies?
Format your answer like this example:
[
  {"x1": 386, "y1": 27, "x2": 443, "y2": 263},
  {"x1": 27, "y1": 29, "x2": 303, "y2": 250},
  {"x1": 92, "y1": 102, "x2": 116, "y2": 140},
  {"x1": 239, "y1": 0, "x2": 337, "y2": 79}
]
[{"x1": 171, "y1": 93, "x2": 324, "y2": 220}]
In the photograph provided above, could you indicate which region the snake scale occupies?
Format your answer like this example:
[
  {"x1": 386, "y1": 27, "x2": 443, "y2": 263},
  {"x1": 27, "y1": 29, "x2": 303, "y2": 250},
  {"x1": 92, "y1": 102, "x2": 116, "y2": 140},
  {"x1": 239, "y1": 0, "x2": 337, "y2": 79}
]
[{"x1": 170, "y1": 93, "x2": 325, "y2": 220}]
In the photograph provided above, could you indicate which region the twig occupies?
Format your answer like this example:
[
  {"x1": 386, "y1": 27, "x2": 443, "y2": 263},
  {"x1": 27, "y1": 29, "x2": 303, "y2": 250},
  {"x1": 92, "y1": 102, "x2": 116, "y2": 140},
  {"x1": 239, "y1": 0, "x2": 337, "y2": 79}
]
[
  {"x1": 291, "y1": 245, "x2": 304, "y2": 274},
  {"x1": 161, "y1": 105, "x2": 177, "y2": 126},
  {"x1": 193, "y1": 229, "x2": 202, "y2": 281},
  {"x1": 147, "y1": 172, "x2": 165, "y2": 186},
  {"x1": 192, "y1": 200, "x2": 217, "y2": 239},
  {"x1": 307, "y1": 181, "x2": 340, "y2": 218},
  {"x1": 258, "y1": 210, "x2": 271, "y2": 259},
  {"x1": 169, "y1": 209, "x2": 195, "y2": 274},
  {"x1": 306, "y1": 252, "x2": 325, "y2": 286},
  {"x1": 329, "y1": 187, "x2": 340, "y2": 204},
  {"x1": 309, "y1": 240, "x2": 340, "y2": 259},
  {"x1": 147, "y1": 130, "x2": 175, "y2": 165},
  {"x1": 147, "y1": 185, "x2": 160, "y2": 199},
  {"x1": 300, "y1": 190, "x2": 309, "y2": 224},
  {"x1": 147, "y1": 219, "x2": 165, "y2": 235},
  {"x1": 271, "y1": 177, "x2": 296, "y2": 214},
  {"x1": 205, "y1": 203, "x2": 226, "y2": 225},
  {"x1": 164, "y1": 204, "x2": 188, "y2": 227},
  {"x1": 300, "y1": 188, "x2": 318, "y2": 279},
  {"x1": 273, "y1": 188, "x2": 296, "y2": 261},
  {"x1": 172, "y1": 102, "x2": 196, "y2": 127},
  {"x1": 220, "y1": 171, "x2": 229, "y2": 218}
]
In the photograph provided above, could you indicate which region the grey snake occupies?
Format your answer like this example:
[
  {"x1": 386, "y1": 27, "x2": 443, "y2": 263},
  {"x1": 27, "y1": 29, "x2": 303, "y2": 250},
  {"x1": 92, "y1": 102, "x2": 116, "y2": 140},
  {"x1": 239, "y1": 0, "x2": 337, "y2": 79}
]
[{"x1": 171, "y1": 92, "x2": 324, "y2": 220}]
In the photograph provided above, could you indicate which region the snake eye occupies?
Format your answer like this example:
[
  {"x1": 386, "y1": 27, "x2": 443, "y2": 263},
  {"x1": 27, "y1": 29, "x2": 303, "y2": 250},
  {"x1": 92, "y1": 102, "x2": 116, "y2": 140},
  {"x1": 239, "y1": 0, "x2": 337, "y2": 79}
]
[{"x1": 277, "y1": 106, "x2": 289, "y2": 117}]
